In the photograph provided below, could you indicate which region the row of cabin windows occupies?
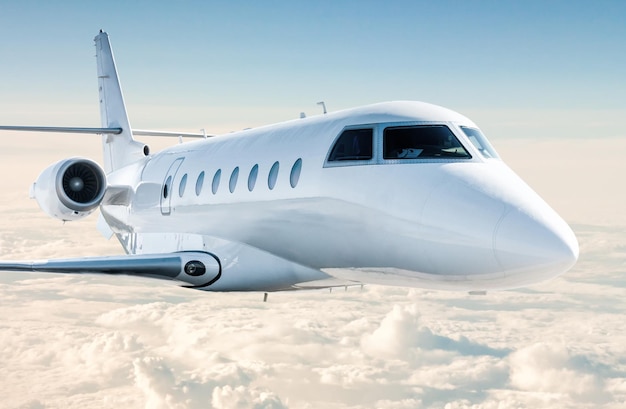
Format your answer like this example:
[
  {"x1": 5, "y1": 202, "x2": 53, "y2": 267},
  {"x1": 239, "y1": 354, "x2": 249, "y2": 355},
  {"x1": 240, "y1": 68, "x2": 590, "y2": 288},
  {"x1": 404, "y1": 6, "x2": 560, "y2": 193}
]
[
  {"x1": 328, "y1": 125, "x2": 489, "y2": 162},
  {"x1": 164, "y1": 158, "x2": 303, "y2": 200}
]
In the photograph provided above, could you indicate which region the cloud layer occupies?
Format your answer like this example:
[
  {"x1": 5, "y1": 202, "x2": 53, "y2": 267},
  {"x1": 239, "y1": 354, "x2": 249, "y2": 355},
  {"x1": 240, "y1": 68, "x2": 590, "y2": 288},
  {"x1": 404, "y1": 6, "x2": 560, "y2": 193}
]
[
  {"x1": 2, "y1": 227, "x2": 626, "y2": 409},
  {"x1": 1, "y1": 138, "x2": 625, "y2": 408}
]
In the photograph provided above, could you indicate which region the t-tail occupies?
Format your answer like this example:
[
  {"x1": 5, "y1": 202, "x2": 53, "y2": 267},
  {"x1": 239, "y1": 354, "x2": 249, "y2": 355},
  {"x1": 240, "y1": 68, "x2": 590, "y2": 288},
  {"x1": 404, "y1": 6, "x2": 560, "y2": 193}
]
[
  {"x1": 0, "y1": 30, "x2": 209, "y2": 174},
  {"x1": 0, "y1": 31, "x2": 208, "y2": 224},
  {"x1": 94, "y1": 31, "x2": 147, "y2": 173}
]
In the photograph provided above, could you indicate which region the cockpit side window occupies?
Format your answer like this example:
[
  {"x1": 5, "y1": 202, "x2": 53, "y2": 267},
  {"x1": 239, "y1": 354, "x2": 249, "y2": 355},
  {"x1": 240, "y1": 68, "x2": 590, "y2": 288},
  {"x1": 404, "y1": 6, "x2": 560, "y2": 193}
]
[
  {"x1": 328, "y1": 129, "x2": 373, "y2": 161},
  {"x1": 383, "y1": 125, "x2": 471, "y2": 159},
  {"x1": 460, "y1": 126, "x2": 500, "y2": 159}
]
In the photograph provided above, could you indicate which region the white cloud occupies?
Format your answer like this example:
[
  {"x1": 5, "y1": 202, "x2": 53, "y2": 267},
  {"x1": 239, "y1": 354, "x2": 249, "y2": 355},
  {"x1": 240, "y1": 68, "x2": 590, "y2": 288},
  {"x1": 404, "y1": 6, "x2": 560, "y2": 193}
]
[
  {"x1": 361, "y1": 305, "x2": 507, "y2": 363},
  {"x1": 211, "y1": 385, "x2": 286, "y2": 409},
  {"x1": 130, "y1": 355, "x2": 287, "y2": 409},
  {"x1": 509, "y1": 342, "x2": 608, "y2": 401}
]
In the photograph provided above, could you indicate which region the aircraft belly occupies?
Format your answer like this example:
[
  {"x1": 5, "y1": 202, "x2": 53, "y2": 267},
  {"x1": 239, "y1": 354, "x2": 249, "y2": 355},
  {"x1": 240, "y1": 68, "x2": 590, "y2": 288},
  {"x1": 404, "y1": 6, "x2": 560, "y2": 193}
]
[{"x1": 322, "y1": 267, "x2": 508, "y2": 291}]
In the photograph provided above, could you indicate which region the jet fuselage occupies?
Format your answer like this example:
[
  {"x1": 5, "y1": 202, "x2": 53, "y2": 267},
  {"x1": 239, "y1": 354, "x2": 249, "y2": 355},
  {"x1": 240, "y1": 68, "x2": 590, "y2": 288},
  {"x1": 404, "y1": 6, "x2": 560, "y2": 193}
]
[{"x1": 101, "y1": 101, "x2": 579, "y2": 291}]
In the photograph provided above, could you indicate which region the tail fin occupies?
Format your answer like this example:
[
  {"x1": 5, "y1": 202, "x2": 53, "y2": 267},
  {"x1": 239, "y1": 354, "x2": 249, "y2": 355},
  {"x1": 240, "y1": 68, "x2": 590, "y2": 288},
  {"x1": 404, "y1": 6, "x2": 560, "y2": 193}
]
[{"x1": 95, "y1": 31, "x2": 146, "y2": 173}]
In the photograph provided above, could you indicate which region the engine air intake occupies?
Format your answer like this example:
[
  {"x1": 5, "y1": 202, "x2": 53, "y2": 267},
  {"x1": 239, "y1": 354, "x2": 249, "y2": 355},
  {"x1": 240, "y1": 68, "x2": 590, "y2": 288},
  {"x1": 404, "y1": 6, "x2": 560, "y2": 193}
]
[
  {"x1": 32, "y1": 157, "x2": 107, "y2": 221},
  {"x1": 55, "y1": 159, "x2": 106, "y2": 212},
  {"x1": 61, "y1": 161, "x2": 103, "y2": 204}
]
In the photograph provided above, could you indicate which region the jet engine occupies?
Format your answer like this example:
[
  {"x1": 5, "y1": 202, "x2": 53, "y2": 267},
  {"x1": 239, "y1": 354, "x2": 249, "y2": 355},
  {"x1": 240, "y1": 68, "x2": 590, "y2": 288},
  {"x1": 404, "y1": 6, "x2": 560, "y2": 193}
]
[{"x1": 31, "y1": 158, "x2": 106, "y2": 221}]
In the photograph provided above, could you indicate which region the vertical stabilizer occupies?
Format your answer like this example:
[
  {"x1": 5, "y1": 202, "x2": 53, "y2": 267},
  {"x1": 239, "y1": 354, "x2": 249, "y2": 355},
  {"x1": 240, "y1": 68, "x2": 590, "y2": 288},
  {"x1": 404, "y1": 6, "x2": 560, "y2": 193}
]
[{"x1": 95, "y1": 31, "x2": 146, "y2": 173}]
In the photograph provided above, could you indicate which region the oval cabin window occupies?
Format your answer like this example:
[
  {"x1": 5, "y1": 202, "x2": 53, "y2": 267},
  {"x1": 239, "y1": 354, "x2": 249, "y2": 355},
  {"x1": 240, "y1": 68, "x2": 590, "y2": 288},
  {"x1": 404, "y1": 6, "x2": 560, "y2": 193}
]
[
  {"x1": 290, "y1": 158, "x2": 302, "y2": 188},
  {"x1": 179, "y1": 174, "x2": 188, "y2": 197},
  {"x1": 212, "y1": 169, "x2": 221, "y2": 194},
  {"x1": 268, "y1": 161, "x2": 279, "y2": 190},
  {"x1": 195, "y1": 171, "x2": 205, "y2": 196},
  {"x1": 248, "y1": 164, "x2": 259, "y2": 192},
  {"x1": 229, "y1": 167, "x2": 239, "y2": 193}
]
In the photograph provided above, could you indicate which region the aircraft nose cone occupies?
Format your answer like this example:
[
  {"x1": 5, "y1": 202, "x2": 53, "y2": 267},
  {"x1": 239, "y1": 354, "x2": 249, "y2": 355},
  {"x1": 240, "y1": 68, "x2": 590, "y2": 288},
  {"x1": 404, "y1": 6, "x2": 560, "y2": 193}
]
[{"x1": 494, "y1": 206, "x2": 578, "y2": 284}]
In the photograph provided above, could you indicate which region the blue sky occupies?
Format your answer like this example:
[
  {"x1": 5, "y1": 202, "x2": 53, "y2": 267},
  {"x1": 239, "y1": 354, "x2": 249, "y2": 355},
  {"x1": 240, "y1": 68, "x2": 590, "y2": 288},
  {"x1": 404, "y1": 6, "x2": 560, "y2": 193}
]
[{"x1": 0, "y1": 1, "x2": 624, "y2": 135}]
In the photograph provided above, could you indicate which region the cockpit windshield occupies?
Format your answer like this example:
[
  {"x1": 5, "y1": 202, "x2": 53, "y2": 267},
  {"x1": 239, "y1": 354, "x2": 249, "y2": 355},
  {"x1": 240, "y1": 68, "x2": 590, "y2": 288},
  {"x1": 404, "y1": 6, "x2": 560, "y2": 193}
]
[
  {"x1": 328, "y1": 128, "x2": 373, "y2": 161},
  {"x1": 384, "y1": 125, "x2": 471, "y2": 159},
  {"x1": 460, "y1": 126, "x2": 500, "y2": 159}
]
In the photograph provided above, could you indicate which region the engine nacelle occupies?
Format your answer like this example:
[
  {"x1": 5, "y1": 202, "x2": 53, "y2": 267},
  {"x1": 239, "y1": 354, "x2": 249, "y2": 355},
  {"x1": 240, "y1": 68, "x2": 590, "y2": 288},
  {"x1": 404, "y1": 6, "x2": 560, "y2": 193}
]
[{"x1": 31, "y1": 158, "x2": 106, "y2": 221}]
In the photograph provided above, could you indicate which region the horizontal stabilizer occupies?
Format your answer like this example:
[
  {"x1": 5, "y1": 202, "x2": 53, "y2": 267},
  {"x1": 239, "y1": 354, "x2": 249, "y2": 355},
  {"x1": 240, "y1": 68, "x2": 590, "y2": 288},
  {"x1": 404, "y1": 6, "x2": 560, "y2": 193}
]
[
  {"x1": 0, "y1": 126, "x2": 213, "y2": 138},
  {"x1": 0, "y1": 251, "x2": 221, "y2": 289},
  {"x1": 133, "y1": 129, "x2": 213, "y2": 138},
  {"x1": 0, "y1": 126, "x2": 122, "y2": 134}
]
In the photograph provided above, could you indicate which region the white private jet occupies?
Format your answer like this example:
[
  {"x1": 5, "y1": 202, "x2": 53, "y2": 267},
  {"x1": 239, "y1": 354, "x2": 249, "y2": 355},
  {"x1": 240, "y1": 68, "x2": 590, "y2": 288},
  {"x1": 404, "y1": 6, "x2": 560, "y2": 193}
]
[{"x1": 0, "y1": 31, "x2": 578, "y2": 293}]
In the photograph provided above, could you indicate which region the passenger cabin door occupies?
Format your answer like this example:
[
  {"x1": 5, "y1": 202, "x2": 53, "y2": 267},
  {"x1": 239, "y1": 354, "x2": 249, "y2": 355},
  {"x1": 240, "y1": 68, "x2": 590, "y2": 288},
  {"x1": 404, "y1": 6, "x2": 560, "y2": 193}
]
[{"x1": 160, "y1": 157, "x2": 184, "y2": 216}]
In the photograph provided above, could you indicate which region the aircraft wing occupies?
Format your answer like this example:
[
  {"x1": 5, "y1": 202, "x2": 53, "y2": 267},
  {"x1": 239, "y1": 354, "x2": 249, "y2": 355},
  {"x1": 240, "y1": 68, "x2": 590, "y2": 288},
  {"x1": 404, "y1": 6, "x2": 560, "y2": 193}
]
[{"x1": 0, "y1": 252, "x2": 221, "y2": 289}]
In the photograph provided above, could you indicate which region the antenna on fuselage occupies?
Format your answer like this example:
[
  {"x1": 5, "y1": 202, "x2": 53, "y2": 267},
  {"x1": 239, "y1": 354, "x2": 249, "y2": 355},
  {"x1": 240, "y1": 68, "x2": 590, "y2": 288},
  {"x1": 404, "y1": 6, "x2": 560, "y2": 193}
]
[
  {"x1": 300, "y1": 112, "x2": 306, "y2": 119},
  {"x1": 317, "y1": 101, "x2": 327, "y2": 114}
]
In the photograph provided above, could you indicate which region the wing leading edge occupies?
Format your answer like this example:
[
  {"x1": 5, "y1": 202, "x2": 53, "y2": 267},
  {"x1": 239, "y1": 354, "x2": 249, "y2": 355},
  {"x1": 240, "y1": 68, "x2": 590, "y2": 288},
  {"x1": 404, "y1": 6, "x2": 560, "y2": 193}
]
[{"x1": 0, "y1": 252, "x2": 221, "y2": 289}]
